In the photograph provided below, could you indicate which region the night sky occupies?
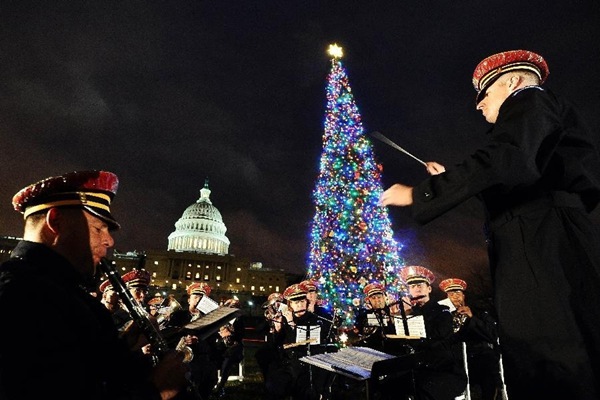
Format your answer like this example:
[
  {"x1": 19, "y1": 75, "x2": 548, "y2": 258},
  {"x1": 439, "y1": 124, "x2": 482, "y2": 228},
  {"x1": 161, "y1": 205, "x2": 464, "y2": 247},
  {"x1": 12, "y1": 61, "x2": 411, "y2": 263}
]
[{"x1": 2, "y1": 1, "x2": 599, "y2": 288}]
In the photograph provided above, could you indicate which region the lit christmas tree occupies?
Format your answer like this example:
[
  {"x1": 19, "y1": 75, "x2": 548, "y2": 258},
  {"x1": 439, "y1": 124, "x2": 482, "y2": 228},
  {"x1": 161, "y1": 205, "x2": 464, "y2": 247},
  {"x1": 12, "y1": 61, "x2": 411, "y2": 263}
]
[{"x1": 307, "y1": 44, "x2": 405, "y2": 331}]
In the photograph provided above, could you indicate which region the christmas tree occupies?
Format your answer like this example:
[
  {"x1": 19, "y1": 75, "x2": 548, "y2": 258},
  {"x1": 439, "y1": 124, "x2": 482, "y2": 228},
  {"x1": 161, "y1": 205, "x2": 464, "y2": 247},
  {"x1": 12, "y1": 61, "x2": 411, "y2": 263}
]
[{"x1": 307, "y1": 44, "x2": 405, "y2": 330}]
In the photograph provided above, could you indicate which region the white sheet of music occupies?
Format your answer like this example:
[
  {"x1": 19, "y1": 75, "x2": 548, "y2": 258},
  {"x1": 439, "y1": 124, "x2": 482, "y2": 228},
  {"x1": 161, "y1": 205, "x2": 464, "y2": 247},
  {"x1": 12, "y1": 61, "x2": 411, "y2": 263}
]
[
  {"x1": 438, "y1": 298, "x2": 456, "y2": 311},
  {"x1": 196, "y1": 295, "x2": 220, "y2": 314},
  {"x1": 366, "y1": 313, "x2": 393, "y2": 328},
  {"x1": 393, "y1": 315, "x2": 427, "y2": 338},
  {"x1": 300, "y1": 346, "x2": 395, "y2": 380},
  {"x1": 296, "y1": 325, "x2": 322, "y2": 345}
]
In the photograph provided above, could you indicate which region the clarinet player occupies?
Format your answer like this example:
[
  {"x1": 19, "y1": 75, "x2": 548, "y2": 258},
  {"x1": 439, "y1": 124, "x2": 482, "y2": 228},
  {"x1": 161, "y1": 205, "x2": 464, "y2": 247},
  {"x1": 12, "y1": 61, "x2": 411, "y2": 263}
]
[{"x1": 0, "y1": 170, "x2": 188, "y2": 400}]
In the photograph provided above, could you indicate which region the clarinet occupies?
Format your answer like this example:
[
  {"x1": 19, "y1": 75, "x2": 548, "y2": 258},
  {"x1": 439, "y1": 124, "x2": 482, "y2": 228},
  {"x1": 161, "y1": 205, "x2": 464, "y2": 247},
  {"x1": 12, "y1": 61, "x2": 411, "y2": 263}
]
[
  {"x1": 98, "y1": 258, "x2": 204, "y2": 399},
  {"x1": 99, "y1": 257, "x2": 169, "y2": 365}
]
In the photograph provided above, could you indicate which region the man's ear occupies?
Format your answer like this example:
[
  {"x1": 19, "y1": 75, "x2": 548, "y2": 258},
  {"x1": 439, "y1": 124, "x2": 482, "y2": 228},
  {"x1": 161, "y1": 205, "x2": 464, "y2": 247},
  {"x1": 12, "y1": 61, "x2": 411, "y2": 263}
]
[
  {"x1": 45, "y1": 208, "x2": 61, "y2": 234},
  {"x1": 508, "y1": 74, "x2": 521, "y2": 91}
]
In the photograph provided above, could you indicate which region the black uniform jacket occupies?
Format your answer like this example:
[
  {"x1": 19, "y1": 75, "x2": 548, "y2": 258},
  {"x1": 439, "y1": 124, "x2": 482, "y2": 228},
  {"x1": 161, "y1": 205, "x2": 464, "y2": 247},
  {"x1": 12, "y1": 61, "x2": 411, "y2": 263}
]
[
  {"x1": 0, "y1": 241, "x2": 160, "y2": 400},
  {"x1": 410, "y1": 87, "x2": 600, "y2": 397}
]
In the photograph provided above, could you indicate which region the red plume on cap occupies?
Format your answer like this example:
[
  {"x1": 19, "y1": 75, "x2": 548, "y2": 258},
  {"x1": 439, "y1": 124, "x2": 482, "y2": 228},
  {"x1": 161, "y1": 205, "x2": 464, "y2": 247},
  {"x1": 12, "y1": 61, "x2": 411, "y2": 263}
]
[
  {"x1": 439, "y1": 278, "x2": 467, "y2": 292},
  {"x1": 12, "y1": 170, "x2": 120, "y2": 230},
  {"x1": 472, "y1": 49, "x2": 549, "y2": 104}
]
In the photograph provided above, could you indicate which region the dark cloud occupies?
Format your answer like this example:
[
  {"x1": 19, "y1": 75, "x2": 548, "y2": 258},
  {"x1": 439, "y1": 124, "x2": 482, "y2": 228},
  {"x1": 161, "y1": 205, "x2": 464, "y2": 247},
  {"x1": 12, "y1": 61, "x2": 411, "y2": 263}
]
[{"x1": 1, "y1": 1, "x2": 599, "y2": 285}]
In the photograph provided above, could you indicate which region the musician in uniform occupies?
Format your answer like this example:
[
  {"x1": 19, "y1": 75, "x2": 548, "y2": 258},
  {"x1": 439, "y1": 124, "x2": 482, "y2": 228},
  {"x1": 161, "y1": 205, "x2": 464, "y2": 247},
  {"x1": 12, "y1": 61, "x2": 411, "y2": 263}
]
[
  {"x1": 354, "y1": 282, "x2": 399, "y2": 351},
  {"x1": 439, "y1": 278, "x2": 503, "y2": 400},
  {"x1": 300, "y1": 280, "x2": 337, "y2": 349},
  {"x1": 256, "y1": 292, "x2": 286, "y2": 384},
  {"x1": 0, "y1": 170, "x2": 187, "y2": 400},
  {"x1": 213, "y1": 321, "x2": 244, "y2": 398},
  {"x1": 166, "y1": 282, "x2": 220, "y2": 399},
  {"x1": 265, "y1": 283, "x2": 334, "y2": 400},
  {"x1": 99, "y1": 278, "x2": 133, "y2": 332},
  {"x1": 396, "y1": 266, "x2": 468, "y2": 400},
  {"x1": 118, "y1": 268, "x2": 158, "y2": 356}
]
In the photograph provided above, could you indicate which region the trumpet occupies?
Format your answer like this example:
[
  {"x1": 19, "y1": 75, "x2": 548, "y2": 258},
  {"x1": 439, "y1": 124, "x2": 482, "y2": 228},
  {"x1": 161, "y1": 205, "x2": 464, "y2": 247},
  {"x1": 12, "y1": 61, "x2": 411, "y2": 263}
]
[{"x1": 263, "y1": 300, "x2": 286, "y2": 320}]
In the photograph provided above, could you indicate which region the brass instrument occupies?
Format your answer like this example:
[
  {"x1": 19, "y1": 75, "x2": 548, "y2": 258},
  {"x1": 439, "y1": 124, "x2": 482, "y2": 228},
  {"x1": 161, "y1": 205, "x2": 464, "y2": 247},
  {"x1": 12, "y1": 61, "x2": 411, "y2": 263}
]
[
  {"x1": 175, "y1": 336, "x2": 194, "y2": 362},
  {"x1": 452, "y1": 303, "x2": 468, "y2": 333}
]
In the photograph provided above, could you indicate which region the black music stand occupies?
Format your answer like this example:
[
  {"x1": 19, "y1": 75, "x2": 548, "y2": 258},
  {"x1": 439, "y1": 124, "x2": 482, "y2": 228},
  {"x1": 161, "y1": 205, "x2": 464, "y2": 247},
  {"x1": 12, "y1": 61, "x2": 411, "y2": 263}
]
[{"x1": 370, "y1": 355, "x2": 418, "y2": 400}]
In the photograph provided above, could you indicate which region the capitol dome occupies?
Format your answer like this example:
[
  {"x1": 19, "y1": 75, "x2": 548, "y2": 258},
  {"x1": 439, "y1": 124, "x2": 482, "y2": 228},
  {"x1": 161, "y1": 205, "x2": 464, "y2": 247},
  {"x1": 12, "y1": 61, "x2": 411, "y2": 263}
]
[{"x1": 167, "y1": 180, "x2": 230, "y2": 254}]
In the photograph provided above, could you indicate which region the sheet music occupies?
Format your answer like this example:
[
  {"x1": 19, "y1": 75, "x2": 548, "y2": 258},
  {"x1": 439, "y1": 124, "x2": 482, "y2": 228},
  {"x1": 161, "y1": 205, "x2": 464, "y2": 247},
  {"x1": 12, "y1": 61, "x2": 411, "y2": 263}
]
[
  {"x1": 300, "y1": 346, "x2": 395, "y2": 380},
  {"x1": 184, "y1": 307, "x2": 242, "y2": 339},
  {"x1": 438, "y1": 297, "x2": 456, "y2": 311},
  {"x1": 393, "y1": 315, "x2": 427, "y2": 338},
  {"x1": 196, "y1": 295, "x2": 220, "y2": 314},
  {"x1": 366, "y1": 314, "x2": 394, "y2": 329},
  {"x1": 296, "y1": 325, "x2": 321, "y2": 345}
]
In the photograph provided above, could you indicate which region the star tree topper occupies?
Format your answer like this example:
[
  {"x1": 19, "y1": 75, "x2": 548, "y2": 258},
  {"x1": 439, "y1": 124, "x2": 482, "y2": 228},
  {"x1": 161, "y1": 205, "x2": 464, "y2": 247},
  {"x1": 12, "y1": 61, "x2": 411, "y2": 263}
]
[{"x1": 327, "y1": 43, "x2": 343, "y2": 59}]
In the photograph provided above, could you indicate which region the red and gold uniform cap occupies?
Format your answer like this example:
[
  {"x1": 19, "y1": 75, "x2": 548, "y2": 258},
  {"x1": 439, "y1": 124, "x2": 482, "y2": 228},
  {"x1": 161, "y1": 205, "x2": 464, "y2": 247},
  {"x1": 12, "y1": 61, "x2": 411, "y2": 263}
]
[
  {"x1": 122, "y1": 269, "x2": 151, "y2": 289},
  {"x1": 283, "y1": 283, "x2": 307, "y2": 301},
  {"x1": 267, "y1": 292, "x2": 284, "y2": 303},
  {"x1": 439, "y1": 278, "x2": 467, "y2": 292},
  {"x1": 147, "y1": 297, "x2": 163, "y2": 306},
  {"x1": 187, "y1": 282, "x2": 211, "y2": 297},
  {"x1": 472, "y1": 49, "x2": 549, "y2": 104},
  {"x1": 400, "y1": 265, "x2": 436, "y2": 286},
  {"x1": 300, "y1": 279, "x2": 318, "y2": 293},
  {"x1": 363, "y1": 282, "x2": 386, "y2": 297},
  {"x1": 99, "y1": 279, "x2": 114, "y2": 293},
  {"x1": 12, "y1": 170, "x2": 120, "y2": 230}
]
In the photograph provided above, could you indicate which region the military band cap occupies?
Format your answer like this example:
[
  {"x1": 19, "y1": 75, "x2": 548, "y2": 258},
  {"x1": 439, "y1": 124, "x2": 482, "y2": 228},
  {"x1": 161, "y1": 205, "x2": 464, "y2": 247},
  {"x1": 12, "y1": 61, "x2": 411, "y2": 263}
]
[
  {"x1": 99, "y1": 279, "x2": 114, "y2": 293},
  {"x1": 147, "y1": 297, "x2": 162, "y2": 306},
  {"x1": 267, "y1": 292, "x2": 284, "y2": 303},
  {"x1": 300, "y1": 279, "x2": 318, "y2": 292},
  {"x1": 439, "y1": 278, "x2": 467, "y2": 292},
  {"x1": 363, "y1": 282, "x2": 385, "y2": 297},
  {"x1": 283, "y1": 283, "x2": 307, "y2": 301},
  {"x1": 187, "y1": 282, "x2": 211, "y2": 297},
  {"x1": 473, "y1": 49, "x2": 549, "y2": 104},
  {"x1": 122, "y1": 269, "x2": 151, "y2": 288},
  {"x1": 400, "y1": 265, "x2": 435, "y2": 285},
  {"x1": 12, "y1": 170, "x2": 120, "y2": 230}
]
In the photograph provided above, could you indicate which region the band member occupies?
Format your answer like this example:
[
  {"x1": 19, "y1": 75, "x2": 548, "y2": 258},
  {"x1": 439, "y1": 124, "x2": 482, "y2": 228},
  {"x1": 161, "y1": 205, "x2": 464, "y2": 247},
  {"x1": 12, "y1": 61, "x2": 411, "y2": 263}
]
[
  {"x1": 265, "y1": 283, "x2": 333, "y2": 400},
  {"x1": 354, "y1": 282, "x2": 399, "y2": 351},
  {"x1": 122, "y1": 269, "x2": 152, "y2": 309},
  {"x1": 99, "y1": 278, "x2": 133, "y2": 333},
  {"x1": 439, "y1": 278, "x2": 503, "y2": 400},
  {"x1": 120, "y1": 269, "x2": 156, "y2": 355},
  {"x1": 394, "y1": 266, "x2": 468, "y2": 400},
  {"x1": 0, "y1": 170, "x2": 187, "y2": 399},
  {"x1": 166, "y1": 282, "x2": 220, "y2": 399},
  {"x1": 256, "y1": 292, "x2": 286, "y2": 383},
  {"x1": 300, "y1": 280, "x2": 337, "y2": 348},
  {"x1": 213, "y1": 321, "x2": 244, "y2": 398}
]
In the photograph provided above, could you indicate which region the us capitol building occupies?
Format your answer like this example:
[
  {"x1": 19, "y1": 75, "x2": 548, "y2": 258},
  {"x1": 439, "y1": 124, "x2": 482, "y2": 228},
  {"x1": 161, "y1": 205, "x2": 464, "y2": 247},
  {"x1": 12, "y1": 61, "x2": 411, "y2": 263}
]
[{"x1": 0, "y1": 180, "x2": 292, "y2": 303}]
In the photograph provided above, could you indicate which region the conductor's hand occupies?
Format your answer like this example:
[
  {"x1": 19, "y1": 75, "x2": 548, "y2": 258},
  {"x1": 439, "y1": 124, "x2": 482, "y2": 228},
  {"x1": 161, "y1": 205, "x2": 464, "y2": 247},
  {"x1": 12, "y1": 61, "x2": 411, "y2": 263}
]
[
  {"x1": 379, "y1": 184, "x2": 413, "y2": 207},
  {"x1": 151, "y1": 350, "x2": 188, "y2": 400},
  {"x1": 425, "y1": 161, "x2": 445, "y2": 175}
]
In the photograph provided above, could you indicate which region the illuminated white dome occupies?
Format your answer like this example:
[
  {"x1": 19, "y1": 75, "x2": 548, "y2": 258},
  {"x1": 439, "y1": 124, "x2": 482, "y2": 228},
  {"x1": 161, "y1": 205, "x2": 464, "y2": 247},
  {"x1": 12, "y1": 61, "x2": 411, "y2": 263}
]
[{"x1": 167, "y1": 180, "x2": 230, "y2": 254}]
